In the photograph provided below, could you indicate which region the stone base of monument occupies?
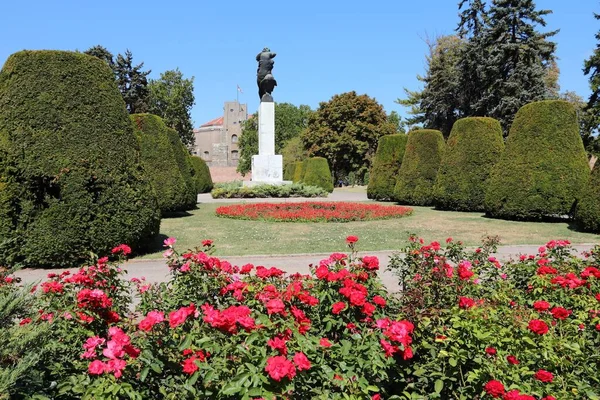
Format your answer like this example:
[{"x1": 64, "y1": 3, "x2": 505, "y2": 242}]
[{"x1": 243, "y1": 154, "x2": 291, "y2": 186}]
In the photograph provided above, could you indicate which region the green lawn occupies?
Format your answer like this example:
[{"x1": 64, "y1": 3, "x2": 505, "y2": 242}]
[{"x1": 141, "y1": 202, "x2": 600, "y2": 259}]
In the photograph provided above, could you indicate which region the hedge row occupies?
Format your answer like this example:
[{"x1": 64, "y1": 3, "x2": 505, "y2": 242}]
[
  {"x1": 0, "y1": 50, "x2": 161, "y2": 268},
  {"x1": 288, "y1": 157, "x2": 333, "y2": 193},
  {"x1": 190, "y1": 156, "x2": 213, "y2": 194},
  {"x1": 367, "y1": 134, "x2": 407, "y2": 201}
]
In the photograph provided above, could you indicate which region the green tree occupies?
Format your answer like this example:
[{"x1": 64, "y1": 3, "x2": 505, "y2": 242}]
[
  {"x1": 397, "y1": 35, "x2": 465, "y2": 138},
  {"x1": 560, "y1": 90, "x2": 599, "y2": 156},
  {"x1": 148, "y1": 68, "x2": 196, "y2": 147},
  {"x1": 83, "y1": 45, "x2": 114, "y2": 69},
  {"x1": 584, "y1": 12, "x2": 600, "y2": 141},
  {"x1": 302, "y1": 91, "x2": 394, "y2": 181},
  {"x1": 237, "y1": 103, "x2": 312, "y2": 175},
  {"x1": 387, "y1": 110, "x2": 405, "y2": 133},
  {"x1": 114, "y1": 49, "x2": 151, "y2": 114}
]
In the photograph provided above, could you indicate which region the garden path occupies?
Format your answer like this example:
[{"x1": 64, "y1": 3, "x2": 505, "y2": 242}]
[{"x1": 15, "y1": 244, "x2": 594, "y2": 292}]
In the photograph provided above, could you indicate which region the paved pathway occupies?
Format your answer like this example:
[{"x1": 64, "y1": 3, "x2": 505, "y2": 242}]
[{"x1": 14, "y1": 244, "x2": 595, "y2": 292}]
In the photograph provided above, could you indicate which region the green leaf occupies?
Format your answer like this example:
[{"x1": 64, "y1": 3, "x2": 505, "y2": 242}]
[{"x1": 434, "y1": 379, "x2": 444, "y2": 394}]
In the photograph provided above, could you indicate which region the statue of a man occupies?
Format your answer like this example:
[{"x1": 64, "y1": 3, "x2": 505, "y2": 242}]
[{"x1": 256, "y1": 47, "x2": 277, "y2": 102}]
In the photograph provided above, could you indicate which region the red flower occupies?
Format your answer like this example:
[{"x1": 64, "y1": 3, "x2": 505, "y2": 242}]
[
  {"x1": 41, "y1": 281, "x2": 64, "y2": 294},
  {"x1": 362, "y1": 302, "x2": 376, "y2": 316},
  {"x1": 380, "y1": 339, "x2": 398, "y2": 357},
  {"x1": 266, "y1": 299, "x2": 286, "y2": 315},
  {"x1": 346, "y1": 235, "x2": 359, "y2": 244},
  {"x1": 485, "y1": 347, "x2": 497, "y2": 356},
  {"x1": 361, "y1": 256, "x2": 379, "y2": 270},
  {"x1": 88, "y1": 360, "x2": 107, "y2": 375},
  {"x1": 202, "y1": 239, "x2": 213, "y2": 247},
  {"x1": 528, "y1": 319, "x2": 549, "y2": 335},
  {"x1": 458, "y1": 296, "x2": 476, "y2": 309},
  {"x1": 550, "y1": 306, "x2": 572, "y2": 320},
  {"x1": 483, "y1": 380, "x2": 505, "y2": 398},
  {"x1": 267, "y1": 337, "x2": 288, "y2": 355},
  {"x1": 332, "y1": 302, "x2": 346, "y2": 314},
  {"x1": 293, "y1": 352, "x2": 311, "y2": 371},
  {"x1": 139, "y1": 310, "x2": 165, "y2": 332},
  {"x1": 533, "y1": 300, "x2": 551, "y2": 312},
  {"x1": 19, "y1": 318, "x2": 32, "y2": 325},
  {"x1": 534, "y1": 369, "x2": 554, "y2": 383},
  {"x1": 320, "y1": 338, "x2": 333, "y2": 348},
  {"x1": 372, "y1": 295, "x2": 386, "y2": 307},
  {"x1": 182, "y1": 357, "x2": 199, "y2": 374},
  {"x1": 111, "y1": 244, "x2": 132, "y2": 256},
  {"x1": 169, "y1": 303, "x2": 196, "y2": 328},
  {"x1": 240, "y1": 263, "x2": 253, "y2": 274},
  {"x1": 506, "y1": 355, "x2": 519, "y2": 365},
  {"x1": 265, "y1": 356, "x2": 296, "y2": 381},
  {"x1": 457, "y1": 260, "x2": 474, "y2": 280}
]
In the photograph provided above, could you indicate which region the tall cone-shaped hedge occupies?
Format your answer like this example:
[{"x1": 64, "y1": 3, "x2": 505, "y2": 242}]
[
  {"x1": 189, "y1": 156, "x2": 213, "y2": 193},
  {"x1": 485, "y1": 100, "x2": 590, "y2": 220},
  {"x1": 132, "y1": 114, "x2": 191, "y2": 212},
  {"x1": 574, "y1": 163, "x2": 600, "y2": 232},
  {"x1": 165, "y1": 128, "x2": 197, "y2": 209},
  {"x1": 394, "y1": 130, "x2": 445, "y2": 205},
  {"x1": 303, "y1": 157, "x2": 334, "y2": 192},
  {"x1": 434, "y1": 118, "x2": 504, "y2": 211},
  {"x1": 283, "y1": 162, "x2": 296, "y2": 181},
  {"x1": 293, "y1": 160, "x2": 307, "y2": 183},
  {"x1": 367, "y1": 134, "x2": 408, "y2": 201},
  {"x1": 0, "y1": 50, "x2": 160, "y2": 268}
]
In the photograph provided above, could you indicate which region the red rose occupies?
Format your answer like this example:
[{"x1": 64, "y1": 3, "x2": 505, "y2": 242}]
[
  {"x1": 265, "y1": 355, "x2": 296, "y2": 381},
  {"x1": 332, "y1": 302, "x2": 346, "y2": 314},
  {"x1": 550, "y1": 306, "x2": 572, "y2": 320},
  {"x1": 542, "y1": 396, "x2": 557, "y2": 400},
  {"x1": 534, "y1": 369, "x2": 554, "y2": 383},
  {"x1": 202, "y1": 239, "x2": 213, "y2": 247},
  {"x1": 293, "y1": 352, "x2": 311, "y2": 371},
  {"x1": 266, "y1": 299, "x2": 286, "y2": 315},
  {"x1": 346, "y1": 235, "x2": 359, "y2": 244},
  {"x1": 372, "y1": 295, "x2": 386, "y2": 307},
  {"x1": 485, "y1": 347, "x2": 497, "y2": 356},
  {"x1": 528, "y1": 319, "x2": 549, "y2": 335},
  {"x1": 362, "y1": 255, "x2": 379, "y2": 270},
  {"x1": 533, "y1": 300, "x2": 551, "y2": 312},
  {"x1": 483, "y1": 380, "x2": 505, "y2": 398},
  {"x1": 88, "y1": 360, "x2": 106, "y2": 375},
  {"x1": 169, "y1": 303, "x2": 195, "y2": 328},
  {"x1": 182, "y1": 357, "x2": 199, "y2": 374},
  {"x1": 458, "y1": 296, "x2": 476, "y2": 309},
  {"x1": 506, "y1": 355, "x2": 519, "y2": 365},
  {"x1": 362, "y1": 302, "x2": 376, "y2": 316},
  {"x1": 320, "y1": 338, "x2": 333, "y2": 348}
]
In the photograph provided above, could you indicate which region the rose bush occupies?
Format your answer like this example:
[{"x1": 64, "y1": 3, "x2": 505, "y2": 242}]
[{"x1": 215, "y1": 202, "x2": 413, "y2": 222}]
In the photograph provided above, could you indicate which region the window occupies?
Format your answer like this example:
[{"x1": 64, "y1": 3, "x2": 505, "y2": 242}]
[
  {"x1": 230, "y1": 108, "x2": 234, "y2": 112},
  {"x1": 203, "y1": 151, "x2": 210, "y2": 160},
  {"x1": 231, "y1": 134, "x2": 238, "y2": 143},
  {"x1": 231, "y1": 150, "x2": 239, "y2": 160}
]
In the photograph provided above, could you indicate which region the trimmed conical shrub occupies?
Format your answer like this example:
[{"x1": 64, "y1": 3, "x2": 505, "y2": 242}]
[
  {"x1": 367, "y1": 134, "x2": 408, "y2": 201},
  {"x1": 0, "y1": 50, "x2": 160, "y2": 268},
  {"x1": 303, "y1": 157, "x2": 334, "y2": 192},
  {"x1": 283, "y1": 162, "x2": 296, "y2": 181},
  {"x1": 132, "y1": 114, "x2": 192, "y2": 212},
  {"x1": 293, "y1": 160, "x2": 306, "y2": 183},
  {"x1": 485, "y1": 100, "x2": 590, "y2": 220},
  {"x1": 165, "y1": 128, "x2": 197, "y2": 210},
  {"x1": 190, "y1": 156, "x2": 213, "y2": 193},
  {"x1": 394, "y1": 129, "x2": 445, "y2": 205},
  {"x1": 574, "y1": 163, "x2": 600, "y2": 232},
  {"x1": 434, "y1": 117, "x2": 504, "y2": 211}
]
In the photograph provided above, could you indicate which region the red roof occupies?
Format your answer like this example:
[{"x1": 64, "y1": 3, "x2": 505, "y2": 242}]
[{"x1": 200, "y1": 116, "x2": 224, "y2": 127}]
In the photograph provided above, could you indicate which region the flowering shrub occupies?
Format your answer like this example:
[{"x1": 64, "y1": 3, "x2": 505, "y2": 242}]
[
  {"x1": 215, "y1": 202, "x2": 413, "y2": 222},
  {"x1": 388, "y1": 236, "x2": 600, "y2": 399}
]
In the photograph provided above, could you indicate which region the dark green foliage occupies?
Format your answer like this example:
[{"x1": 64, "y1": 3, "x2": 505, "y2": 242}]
[
  {"x1": 189, "y1": 156, "x2": 213, "y2": 193},
  {"x1": 394, "y1": 130, "x2": 445, "y2": 205},
  {"x1": 211, "y1": 183, "x2": 328, "y2": 199},
  {"x1": 114, "y1": 49, "x2": 150, "y2": 114},
  {"x1": 584, "y1": 12, "x2": 600, "y2": 141},
  {"x1": 131, "y1": 114, "x2": 190, "y2": 212},
  {"x1": 574, "y1": 162, "x2": 600, "y2": 232},
  {"x1": 283, "y1": 162, "x2": 296, "y2": 181},
  {"x1": 0, "y1": 50, "x2": 160, "y2": 268},
  {"x1": 367, "y1": 134, "x2": 408, "y2": 200},
  {"x1": 433, "y1": 117, "x2": 504, "y2": 211},
  {"x1": 485, "y1": 100, "x2": 590, "y2": 220},
  {"x1": 83, "y1": 45, "x2": 115, "y2": 69},
  {"x1": 292, "y1": 161, "x2": 304, "y2": 183},
  {"x1": 165, "y1": 128, "x2": 197, "y2": 209},
  {"x1": 303, "y1": 157, "x2": 334, "y2": 193}
]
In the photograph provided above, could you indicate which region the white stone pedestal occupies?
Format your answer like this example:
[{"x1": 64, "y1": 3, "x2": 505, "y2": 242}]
[{"x1": 247, "y1": 101, "x2": 288, "y2": 186}]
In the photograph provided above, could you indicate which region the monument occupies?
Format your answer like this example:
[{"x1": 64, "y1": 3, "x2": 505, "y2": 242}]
[{"x1": 248, "y1": 47, "x2": 287, "y2": 185}]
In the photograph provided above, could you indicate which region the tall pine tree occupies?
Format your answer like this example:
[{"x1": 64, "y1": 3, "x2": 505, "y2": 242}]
[
  {"x1": 114, "y1": 49, "x2": 151, "y2": 114},
  {"x1": 584, "y1": 12, "x2": 600, "y2": 139}
]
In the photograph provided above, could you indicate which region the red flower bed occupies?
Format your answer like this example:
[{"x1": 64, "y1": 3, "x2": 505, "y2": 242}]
[{"x1": 215, "y1": 201, "x2": 413, "y2": 222}]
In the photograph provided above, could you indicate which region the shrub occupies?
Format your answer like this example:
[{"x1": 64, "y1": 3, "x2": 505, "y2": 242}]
[
  {"x1": 367, "y1": 134, "x2": 408, "y2": 201},
  {"x1": 292, "y1": 161, "x2": 305, "y2": 183},
  {"x1": 0, "y1": 50, "x2": 160, "y2": 268},
  {"x1": 211, "y1": 183, "x2": 328, "y2": 199},
  {"x1": 165, "y1": 128, "x2": 197, "y2": 210},
  {"x1": 393, "y1": 129, "x2": 445, "y2": 205},
  {"x1": 189, "y1": 156, "x2": 213, "y2": 194},
  {"x1": 485, "y1": 100, "x2": 590, "y2": 220},
  {"x1": 131, "y1": 114, "x2": 191, "y2": 213},
  {"x1": 433, "y1": 118, "x2": 504, "y2": 211},
  {"x1": 574, "y1": 162, "x2": 600, "y2": 232},
  {"x1": 283, "y1": 162, "x2": 296, "y2": 181},
  {"x1": 303, "y1": 157, "x2": 334, "y2": 192}
]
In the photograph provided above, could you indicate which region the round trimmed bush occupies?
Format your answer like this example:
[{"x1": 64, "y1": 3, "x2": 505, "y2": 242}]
[
  {"x1": 573, "y1": 163, "x2": 600, "y2": 232},
  {"x1": 433, "y1": 118, "x2": 504, "y2": 211},
  {"x1": 367, "y1": 134, "x2": 408, "y2": 201},
  {"x1": 165, "y1": 128, "x2": 197, "y2": 210},
  {"x1": 485, "y1": 100, "x2": 590, "y2": 220},
  {"x1": 132, "y1": 114, "x2": 192, "y2": 212},
  {"x1": 189, "y1": 156, "x2": 213, "y2": 194},
  {"x1": 303, "y1": 157, "x2": 334, "y2": 192},
  {"x1": 394, "y1": 130, "x2": 445, "y2": 205},
  {"x1": 0, "y1": 50, "x2": 160, "y2": 268}
]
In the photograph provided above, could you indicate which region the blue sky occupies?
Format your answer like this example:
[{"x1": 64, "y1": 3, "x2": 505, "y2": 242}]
[{"x1": 0, "y1": 1, "x2": 597, "y2": 127}]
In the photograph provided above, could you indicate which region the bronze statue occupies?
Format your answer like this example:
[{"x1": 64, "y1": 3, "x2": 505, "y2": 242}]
[{"x1": 256, "y1": 47, "x2": 277, "y2": 102}]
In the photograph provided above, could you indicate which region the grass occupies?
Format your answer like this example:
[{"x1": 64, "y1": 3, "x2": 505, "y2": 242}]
[{"x1": 141, "y1": 202, "x2": 600, "y2": 259}]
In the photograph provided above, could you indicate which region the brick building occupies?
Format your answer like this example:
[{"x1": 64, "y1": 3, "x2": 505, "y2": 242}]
[{"x1": 192, "y1": 101, "x2": 248, "y2": 167}]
